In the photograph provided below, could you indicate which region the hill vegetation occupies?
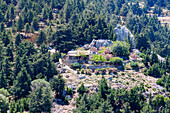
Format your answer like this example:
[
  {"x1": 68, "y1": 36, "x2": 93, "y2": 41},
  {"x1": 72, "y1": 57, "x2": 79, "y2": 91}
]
[{"x1": 0, "y1": 0, "x2": 169, "y2": 113}]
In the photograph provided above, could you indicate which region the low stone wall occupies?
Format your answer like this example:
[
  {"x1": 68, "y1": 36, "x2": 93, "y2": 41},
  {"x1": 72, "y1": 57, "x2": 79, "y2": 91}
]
[{"x1": 82, "y1": 65, "x2": 123, "y2": 71}]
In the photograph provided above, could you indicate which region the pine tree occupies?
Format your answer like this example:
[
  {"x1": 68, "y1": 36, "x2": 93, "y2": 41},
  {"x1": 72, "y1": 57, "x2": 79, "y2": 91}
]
[
  {"x1": 2, "y1": 58, "x2": 12, "y2": 81},
  {"x1": 42, "y1": 8, "x2": 48, "y2": 20},
  {"x1": 2, "y1": 31, "x2": 10, "y2": 47},
  {"x1": 32, "y1": 17, "x2": 39, "y2": 29},
  {"x1": 10, "y1": 6, "x2": 15, "y2": 20},
  {"x1": 49, "y1": 9, "x2": 53, "y2": 21},
  {"x1": 46, "y1": 59, "x2": 56, "y2": 81},
  {"x1": 40, "y1": 43, "x2": 48, "y2": 54},
  {"x1": 36, "y1": 30, "x2": 46, "y2": 47},
  {"x1": 51, "y1": 74, "x2": 65, "y2": 98},
  {"x1": 0, "y1": 70, "x2": 7, "y2": 89},
  {"x1": 25, "y1": 23, "x2": 30, "y2": 36},
  {"x1": 10, "y1": 68, "x2": 31, "y2": 99},
  {"x1": 98, "y1": 77, "x2": 110, "y2": 100},
  {"x1": 150, "y1": 52, "x2": 159, "y2": 66},
  {"x1": 21, "y1": 55, "x2": 33, "y2": 79},
  {"x1": 13, "y1": 56, "x2": 21, "y2": 79},
  {"x1": 29, "y1": 79, "x2": 53, "y2": 113},
  {"x1": 77, "y1": 83, "x2": 88, "y2": 96},
  {"x1": 4, "y1": 44, "x2": 13, "y2": 62},
  {"x1": 5, "y1": 10, "x2": 10, "y2": 22},
  {"x1": 0, "y1": 22, "x2": 5, "y2": 32},
  {"x1": 27, "y1": 10, "x2": 34, "y2": 24},
  {"x1": 135, "y1": 33, "x2": 151, "y2": 52},
  {"x1": 0, "y1": 94, "x2": 9, "y2": 113},
  {"x1": 15, "y1": 33, "x2": 21, "y2": 46},
  {"x1": 17, "y1": 16, "x2": 24, "y2": 32},
  {"x1": 98, "y1": 100, "x2": 112, "y2": 113}
]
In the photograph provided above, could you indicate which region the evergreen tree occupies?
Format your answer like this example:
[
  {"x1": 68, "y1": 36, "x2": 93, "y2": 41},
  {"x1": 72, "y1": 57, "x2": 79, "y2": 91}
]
[
  {"x1": 0, "y1": 94, "x2": 9, "y2": 113},
  {"x1": 10, "y1": 68, "x2": 31, "y2": 99},
  {"x1": 0, "y1": 22, "x2": 5, "y2": 32},
  {"x1": 21, "y1": 55, "x2": 33, "y2": 79},
  {"x1": 98, "y1": 77, "x2": 110, "y2": 100},
  {"x1": 29, "y1": 79, "x2": 53, "y2": 113},
  {"x1": 135, "y1": 33, "x2": 151, "y2": 52},
  {"x1": 42, "y1": 8, "x2": 48, "y2": 20},
  {"x1": 51, "y1": 74, "x2": 65, "y2": 98},
  {"x1": 10, "y1": 6, "x2": 15, "y2": 20},
  {"x1": 5, "y1": 10, "x2": 10, "y2": 22},
  {"x1": 49, "y1": 9, "x2": 53, "y2": 21},
  {"x1": 77, "y1": 83, "x2": 88, "y2": 96},
  {"x1": 15, "y1": 33, "x2": 21, "y2": 46},
  {"x1": 27, "y1": 10, "x2": 34, "y2": 24},
  {"x1": 25, "y1": 23, "x2": 30, "y2": 36},
  {"x1": 36, "y1": 30, "x2": 46, "y2": 47},
  {"x1": 150, "y1": 52, "x2": 159, "y2": 66},
  {"x1": 13, "y1": 56, "x2": 21, "y2": 79},
  {"x1": 32, "y1": 17, "x2": 39, "y2": 30},
  {"x1": 4, "y1": 44, "x2": 13, "y2": 62},
  {"x1": 0, "y1": 71, "x2": 7, "y2": 89},
  {"x1": 17, "y1": 16, "x2": 24, "y2": 32},
  {"x1": 98, "y1": 100, "x2": 112, "y2": 113},
  {"x1": 46, "y1": 58, "x2": 56, "y2": 81},
  {"x1": 40, "y1": 43, "x2": 48, "y2": 54},
  {"x1": 2, "y1": 58, "x2": 12, "y2": 84}
]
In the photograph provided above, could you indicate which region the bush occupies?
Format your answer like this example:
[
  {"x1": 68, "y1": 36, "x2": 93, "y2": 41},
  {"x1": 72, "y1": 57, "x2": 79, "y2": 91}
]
[
  {"x1": 85, "y1": 69, "x2": 93, "y2": 75},
  {"x1": 108, "y1": 68, "x2": 117, "y2": 74},
  {"x1": 76, "y1": 69, "x2": 80, "y2": 74},
  {"x1": 90, "y1": 54, "x2": 107, "y2": 62},
  {"x1": 72, "y1": 62, "x2": 81, "y2": 69},
  {"x1": 81, "y1": 69, "x2": 85, "y2": 74},
  {"x1": 94, "y1": 69, "x2": 100, "y2": 75},
  {"x1": 121, "y1": 72, "x2": 125, "y2": 75},
  {"x1": 143, "y1": 68, "x2": 148, "y2": 75},
  {"x1": 52, "y1": 52, "x2": 60, "y2": 62},
  {"x1": 130, "y1": 61, "x2": 139, "y2": 69},
  {"x1": 147, "y1": 63, "x2": 160, "y2": 77},
  {"x1": 139, "y1": 53, "x2": 145, "y2": 58},
  {"x1": 100, "y1": 68, "x2": 106, "y2": 75},
  {"x1": 66, "y1": 87, "x2": 73, "y2": 95},
  {"x1": 110, "y1": 41, "x2": 130, "y2": 57},
  {"x1": 109, "y1": 57, "x2": 123, "y2": 65}
]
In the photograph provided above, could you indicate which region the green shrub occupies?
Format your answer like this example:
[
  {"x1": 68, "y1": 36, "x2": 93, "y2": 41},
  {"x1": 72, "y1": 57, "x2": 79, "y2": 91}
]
[
  {"x1": 81, "y1": 69, "x2": 85, "y2": 74},
  {"x1": 66, "y1": 87, "x2": 73, "y2": 95},
  {"x1": 72, "y1": 62, "x2": 81, "y2": 69},
  {"x1": 147, "y1": 63, "x2": 160, "y2": 77},
  {"x1": 139, "y1": 53, "x2": 145, "y2": 58},
  {"x1": 110, "y1": 41, "x2": 130, "y2": 57},
  {"x1": 121, "y1": 72, "x2": 125, "y2": 75},
  {"x1": 152, "y1": 88, "x2": 156, "y2": 92},
  {"x1": 109, "y1": 57, "x2": 123, "y2": 65},
  {"x1": 130, "y1": 61, "x2": 139, "y2": 69},
  {"x1": 76, "y1": 69, "x2": 80, "y2": 74}
]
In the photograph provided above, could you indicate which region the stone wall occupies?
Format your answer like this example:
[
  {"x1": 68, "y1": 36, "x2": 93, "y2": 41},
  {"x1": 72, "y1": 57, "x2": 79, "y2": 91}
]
[{"x1": 82, "y1": 65, "x2": 123, "y2": 71}]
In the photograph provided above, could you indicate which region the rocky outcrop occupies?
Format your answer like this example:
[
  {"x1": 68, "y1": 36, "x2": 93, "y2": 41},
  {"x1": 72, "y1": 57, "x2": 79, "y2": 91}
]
[
  {"x1": 90, "y1": 39, "x2": 113, "y2": 49},
  {"x1": 83, "y1": 39, "x2": 113, "y2": 49},
  {"x1": 114, "y1": 24, "x2": 136, "y2": 49}
]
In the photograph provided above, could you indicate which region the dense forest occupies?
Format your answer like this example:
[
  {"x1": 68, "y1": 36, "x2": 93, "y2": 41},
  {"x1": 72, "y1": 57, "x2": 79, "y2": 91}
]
[{"x1": 0, "y1": 0, "x2": 169, "y2": 113}]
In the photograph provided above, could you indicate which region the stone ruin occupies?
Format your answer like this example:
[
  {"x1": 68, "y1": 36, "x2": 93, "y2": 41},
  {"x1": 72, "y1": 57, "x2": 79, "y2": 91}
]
[{"x1": 114, "y1": 24, "x2": 136, "y2": 49}]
